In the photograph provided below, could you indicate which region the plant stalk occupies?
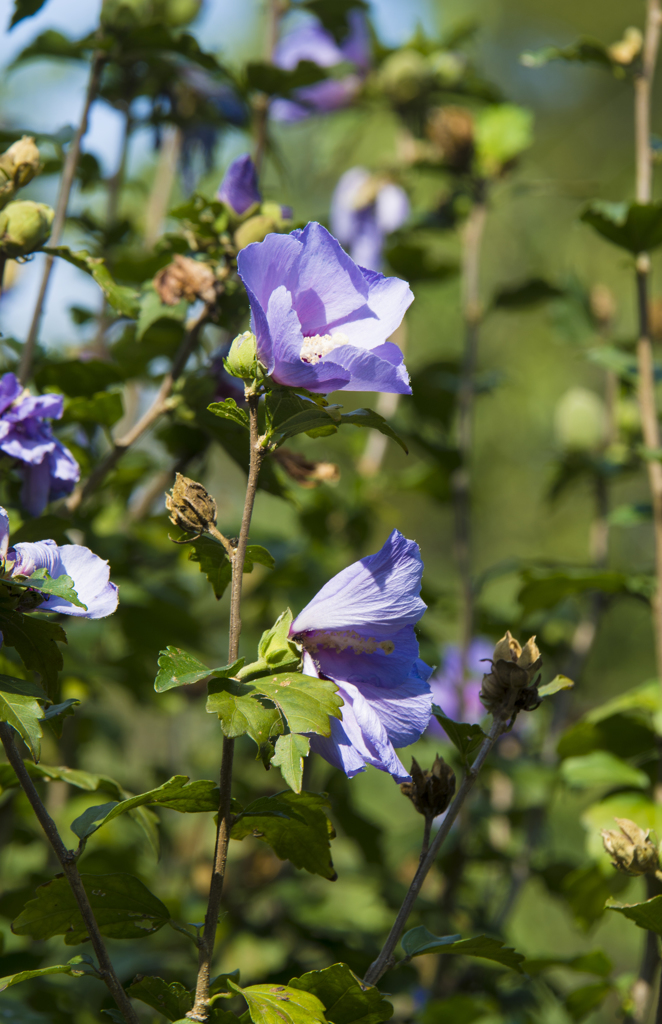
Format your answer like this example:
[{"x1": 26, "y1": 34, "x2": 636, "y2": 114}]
[
  {"x1": 189, "y1": 392, "x2": 264, "y2": 1021},
  {"x1": 0, "y1": 723, "x2": 139, "y2": 1024},
  {"x1": 66, "y1": 305, "x2": 210, "y2": 511},
  {"x1": 253, "y1": 0, "x2": 283, "y2": 174},
  {"x1": 18, "y1": 50, "x2": 105, "y2": 384},
  {"x1": 635, "y1": 0, "x2": 662, "y2": 682},
  {"x1": 453, "y1": 197, "x2": 487, "y2": 713},
  {"x1": 362, "y1": 713, "x2": 506, "y2": 987}
]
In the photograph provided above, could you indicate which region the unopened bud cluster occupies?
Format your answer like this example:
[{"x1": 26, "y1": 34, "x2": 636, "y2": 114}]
[
  {"x1": 480, "y1": 631, "x2": 542, "y2": 715},
  {"x1": 0, "y1": 136, "x2": 41, "y2": 209},
  {"x1": 0, "y1": 136, "x2": 53, "y2": 259},
  {"x1": 166, "y1": 473, "x2": 217, "y2": 535},
  {"x1": 601, "y1": 818, "x2": 660, "y2": 877},
  {"x1": 400, "y1": 755, "x2": 456, "y2": 819}
]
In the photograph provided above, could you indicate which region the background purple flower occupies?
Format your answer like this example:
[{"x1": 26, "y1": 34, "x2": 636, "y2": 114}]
[
  {"x1": 271, "y1": 12, "x2": 370, "y2": 122},
  {"x1": 289, "y1": 529, "x2": 432, "y2": 783},
  {"x1": 0, "y1": 372, "x2": 80, "y2": 517},
  {"x1": 0, "y1": 507, "x2": 118, "y2": 619},
  {"x1": 217, "y1": 153, "x2": 262, "y2": 215},
  {"x1": 331, "y1": 167, "x2": 410, "y2": 272},
  {"x1": 427, "y1": 639, "x2": 493, "y2": 735},
  {"x1": 236, "y1": 221, "x2": 413, "y2": 394}
]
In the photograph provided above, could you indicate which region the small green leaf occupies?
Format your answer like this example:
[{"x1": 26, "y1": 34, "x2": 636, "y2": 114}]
[
  {"x1": 0, "y1": 609, "x2": 66, "y2": 698},
  {"x1": 127, "y1": 975, "x2": 193, "y2": 1021},
  {"x1": 70, "y1": 801, "x2": 120, "y2": 840},
  {"x1": 538, "y1": 675, "x2": 574, "y2": 697},
  {"x1": 271, "y1": 733, "x2": 311, "y2": 793},
  {"x1": 61, "y1": 391, "x2": 123, "y2": 428},
  {"x1": 245, "y1": 545, "x2": 276, "y2": 571},
  {"x1": 230, "y1": 979, "x2": 327, "y2": 1024},
  {"x1": 0, "y1": 958, "x2": 89, "y2": 991},
  {"x1": 339, "y1": 409, "x2": 408, "y2": 454},
  {"x1": 10, "y1": 0, "x2": 49, "y2": 28},
  {"x1": 560, "y1": 750, "x2": 649, "y2": 791},
  {"x1": 520, "y1": 38, "x2": 613, "y2": 71},
  {"x1": 269, "y1": 405, "x2": 339, "y2": 445},
  {"x1": 206, "y1": 678, "x2": 282, "y2": 754},
  {"x1": 136, "y1": 285, "x2": 187, "y2": 340},
  {"x1": 209, "y1": 398, "x2": 250, "y2": 429},
  {"x1": 187, "y1": 536, "x2": 233, "y2": 599},
  {"x1": 288, "y1": 962, "x2": 393, "y2": 1024},
  {"x1": 17, "y1": 568, "x2": 86, "y2": 610},
  {"x1": 401, "y1": 928, "x2": 525, "y2": 972},
  {"x1": 565, "y1": 983, "x2": 612, "y2": 1022},
  {"x1": 12, "y1": 873, "x2": 170, "y2": 943},
  {"x1": 581, "y1": 200, "x2": 662, "y2": 254},
  {"x1": 475, "y1": 104, "x2": 533, "y2": 177},
  {"x1": 0, "y1": 675, "x2": 48, "y2": 760},
  {"x1": 43, "y1": 698, "x2": 80, "y2": 738},
  {"x1": 155, "y1": 646, "x2": 243, "y2": 692},
  {"x1": 43, "y1": 247, "x2": 140, "y2": 317},
  {"x1": 431, "y1": 707, "x2": 487, "y2": 765},
  {"x1": 606, "y1": 893, "x2": 662, "y2": 935},
  {"x1": 232, "y1": 791, "x2": 336, "y2": 879}
]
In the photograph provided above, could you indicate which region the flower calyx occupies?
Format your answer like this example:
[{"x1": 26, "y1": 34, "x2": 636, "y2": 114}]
[
  {"x1": 400, "y1": 755, "x2": 456, "y2": 819},
  {"x1": 479, "y1": 631, "x2": 542, "y2": 717},
  {"x1": 601, "y1": 818, "x2": 660, "y2": 876},
  {"x1": 0, "y1": 200, "x2": 54, "y2": 258},
  {"x1": 166, "y1": 473, "x2": 218, "y2": 537}
]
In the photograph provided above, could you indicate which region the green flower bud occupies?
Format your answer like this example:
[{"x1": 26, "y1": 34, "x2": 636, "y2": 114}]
[
  {"x1": 554, "y1": 387, "x2": 607, "y2": 452},
  {"x1": 234, "y1": 214, "x2": 278, "y2": 251},
  {"x1": 0, "y1": 136, "x2": 41, "y2": 210},
  {"x1": 0, "y1": 201, "x2": 54, "y2": 257},
  {"x1": 225, "y1": 331, "x2": 265, "y2": 381},
  {"x1": 377, "y1": 49, "x2": 433, "y2": 104},
  {"x1": 101, "y1": 0, "x2": 200, "y2": 30}
]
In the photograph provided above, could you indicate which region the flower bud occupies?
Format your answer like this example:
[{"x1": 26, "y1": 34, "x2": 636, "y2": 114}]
[
  {"x1": 165, "y1": 473, "x2": 217, "y2": 535},
  {"x1": 601, "y1": 818, "x2": 659, "y2": 875},
  {"x1": 234, "y1": 214, "x2": 278, "y2": 251},
  {"x1": 607, "y1": 27, "x2": 643, "y2": 66},
  {"x1": 0, "y1": 201, "x2": 54, "y2": 257},
  {"x1": 377, "y1": 49, "x2": 433, "y2": 104},
  {"x1": 426, "y1": 106, "x2": 474, "y2": 172},
  {"x1": 225, "y1": 330, "x2": 265, "y2": 381},
  {"x1": 480, "y1": 631, "x2": 542, "y2": 715},
  {"x1": 400, "y1": 755, "x2": 456, "y2": 818},
  {"x1": 101, "y1": 0, "x2": 201, "y2": 30},
  {"x1": 153, "y1": 254, "x2": 219, "y2": 307},
  {"x1": 0, "y1": 136, "x2": 41, "y2": 209},
  {"x1": 272, "y1": 447, "x2": 340, "y2": 488}
]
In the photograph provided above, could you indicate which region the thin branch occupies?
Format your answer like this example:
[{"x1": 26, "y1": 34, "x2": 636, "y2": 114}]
[
  {"x1": 362, "y1": 713, "x2": 506, "y2": 987},
  {"x1": 0, "y1": 723, "x2": 139, "y2": 1024},
  {"x1": 453, "y1": 197, "x2": 487, "y2": 715},
  {"x1": 188, "y1": 391, "x2": 264, "y2": 1021},
  {"x1": 634, "y1": 0, "x2": 662, "y2": 681},
  {"x1": 253, "y1": 0, "x2": 283, "y2": 174},
  {"x1": 144, "y1": 126, "x2": 182, "y2": 249},
  {"x1": 66, "y1": 306, "x2": 211, "y2": 511},
  {"x1": 18, "y1": 50, "x2": 106, "y2": 384}
]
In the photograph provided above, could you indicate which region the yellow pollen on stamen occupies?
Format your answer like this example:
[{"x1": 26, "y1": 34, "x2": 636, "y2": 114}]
[
  {"x1": 302, "y1": 629, "x2": 395, "y2": 655},
  {"x1": 300, "y1": 332, "x2": 350, "y2": 365}
]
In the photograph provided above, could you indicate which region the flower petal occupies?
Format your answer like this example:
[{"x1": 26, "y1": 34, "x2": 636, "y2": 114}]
[
  {"x1": 358, "y1": 662, "x2": 433, "y2": 748},
  {"x1": 322, "y1": 341, "x2": 411, "y2": 393},
  {"x1": 266, "y1": 286, "x2": 350, "y2": 391},
  {"x1": 20, "y1": 459, "x2": 52, "y2": 517},
  {"x1": 331, "y1": 270, "x2": 413, "y2": 348},
  {"x1": 0, "y1": 373, "x2": 22, "y2": 415},
  {"x1": 291, "y1": 529, "x2": 425, "y2": 636},
  {"x1": 10, "y1": 541, "x2": 118, "y2": 618},
  {"x1": 273, "y1": 21, "x2": 344, "y2": 69},
  {"x1": 217, "y1": 154, "x2": 262, "y2": 215},
  {"x1": 0, "y1": 506, "x2": 9, "y2": 561}
]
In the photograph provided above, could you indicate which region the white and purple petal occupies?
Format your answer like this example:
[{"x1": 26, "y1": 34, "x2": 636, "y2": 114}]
[{"x1": 10, "y1": 539, "x2": 118, "y2": 618}]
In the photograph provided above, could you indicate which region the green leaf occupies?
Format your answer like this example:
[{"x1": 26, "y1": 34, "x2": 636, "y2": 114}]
[
  {"x1": 187, "y1": 536, "x2": 233, "y2": 599},
  {"x1": 493, "y1": 278, "x2": 564, "y2": 309},
  {"x1": 44, "y1": 698, "x2": 80, "y2": 738},
  {"x1": 269, "y1": 405, "x2": 338, "y2": 445},
  {"x1": 401, "y1": 928, "x2": 525, "y2": 972},
  {"x1": 245, "y1": 60, "x2": 327, "y2": 97},
  {"x1": 431, "y1": 707, "x2": 487, "y2": 766},
  {"x1": 585, "y1": 679, "x2": 662, "y2": 725},
  {"x1": 10, "y1": 0, "x2": 49, "y2": 28},
  {"x1": 127, "y1": 975, "x2": 193, "y2": 1021},
  {"x1": 251, "y1": 674, "x2": 343, "y2": 736},
  {"x1": 70, "y1": 774, "x2": 221, "y2": 839},
  {"x1": 289, "y1": 962, "x2": 393, "y2": 1024},
  {"x1": 538, "y1": 675, "x2": 574, "y2": 697},
  {"x1": 0, "y1": 676, "x2": 48, "y2": 760},
  {"x1": 565, "y1": 983, "x2": 612, "y2": 1022},
  {"x1": 385, "y1": 242, "x2": 458, "y2": 282},
  {"x1": 523, "y1": 950, "x2": 613, "y2": 977},
  {"x1": 12, "y1": 873, "x2": 170, "y2": 944},
  {"x1": 339, "y1": 409, "x2": 408, "y2": 454},
  {"x1": 561, "y1": 864, "x2": 629, "y2": 932},
  {"x1": 301, "y1": 1, "x2": 368, "y2": 42},
  {"x1": 136, "y1": 286, "x2": 187, "y2": 341},
  {"x1": 34, "y1": 358, "x2": 124, "y2": 398},
  {"x1": 245, "y1": 545, "x2": 276, "y2": 571},
  {"x1": 581, "y1": 201, "x2": 662, "y2": 254},
  {"x1": 43, "y1": 247, "x2": 139, "y2": 317},
  {"x1": 518, "y1": 567, "x2": 639, "y2": 616},
  {"x1": 206, "y1": 677, "x2": 282, "y2": 755},
  {"x1": 271, "y1": 733, "x2": 311, "y2": 793},
  {"x1": 209, "y1": 399, "x2": 250, "y2": 430},
  {"x1": 607, "y1": 893, "x2": 662, "y2": 932},
  {"x1": 14, "y1": 568, "x2": 86, "y2": 610},
  {"x1": 61, "y1": 391, "x2": 123, "y2": 428},
  {"x1": 475, "y1": 104, "x2": 533, "y2": 177},
  {"x1": 229, "y1": 980, "x2": 327, "y2": 1024},
  {"x1": 520, "y1": 38, "x2": 613, "y2": 70},
  {"x1": 0, "y1": 610, "x2": 66, "y2": 698},
  {"x1": 155, "y1": 646, "x2": 243, "y2": 692},
  {"x1": 560, "y1": 750, "x2": 650, "y2": 791},
  {"x1": 0, "y1": 958, "x2": 89, "y2": 991},
  {"x1": 232, "y1": 791, "x2": 336, "y2": 879}
]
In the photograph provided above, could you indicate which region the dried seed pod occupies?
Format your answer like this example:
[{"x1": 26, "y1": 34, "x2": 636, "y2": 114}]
[
  {"x1": 400, "y1": 755, "x2": 456, "y2": 818},
  {"x1": 426, "y1": 106, "x2": 475, "y2": 172},
  {"x1": 601, "y1": 818, "x2": 660, "y2": 876},
  {"x1": 480, "y1": 631, "x2": 542, "y2": 715},
  {"x1": 272, "y1": 448, "x2": 340, "y2": 488},
  {"x1": 153, "y1": 254, "x2": 219, "y2": 306},
  {"x1": 166, "y1": 473, "x2": 217, "y2": 535}
]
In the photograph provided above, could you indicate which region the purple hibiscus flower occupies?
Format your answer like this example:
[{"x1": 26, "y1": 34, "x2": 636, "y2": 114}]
[
  {"x1": 0, "y1": 507, "x2": 118, "y2": 618},
  {"x1": 330, "y1": 167, "x2": 410, "y2": 272},
  {"x1": 0, "y1": 373, "x2": 80, "y2": 517},
  {"x1": 236, "y1": 222, "x2": 413, "y2": 394},
  {"x1": 427, "y1": 639, "x2": 493, "y2": 735},
  {"x1": 289, "y1": 529, "x2": 432, "y2": 783},
  {"x1": 271, "y1": 11, "x2": 371, "y2": 122},
  {"x1": 217, "y1": 154, "x2": 262, "y2": 215}
]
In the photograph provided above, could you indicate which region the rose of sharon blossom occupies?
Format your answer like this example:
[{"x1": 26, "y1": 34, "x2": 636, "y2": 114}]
[
  {"x1": 0, "y1": 507, "x2": 118, "y2": 618},
  {"x1": 289, "y1": 529, "x2": 432, "y2": 782},
  {"x1": 0, "y1": 373, "x2": 79, "y2": 517},
  {"x1": 331, "y1": 167, "x2": 410, "y2": 272},
  {"x1": 236, "y1": 222, "x2": 413, "y2": 394},
  {"x1": 217, "y1": 154, "x2": 262, "y2": 215},
  {"x1": 271, "y1": 11, "x2": 370, "y2": 122},
  {"x1": 427, "y1": 639, "x2": 492, "y2": 736}
]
